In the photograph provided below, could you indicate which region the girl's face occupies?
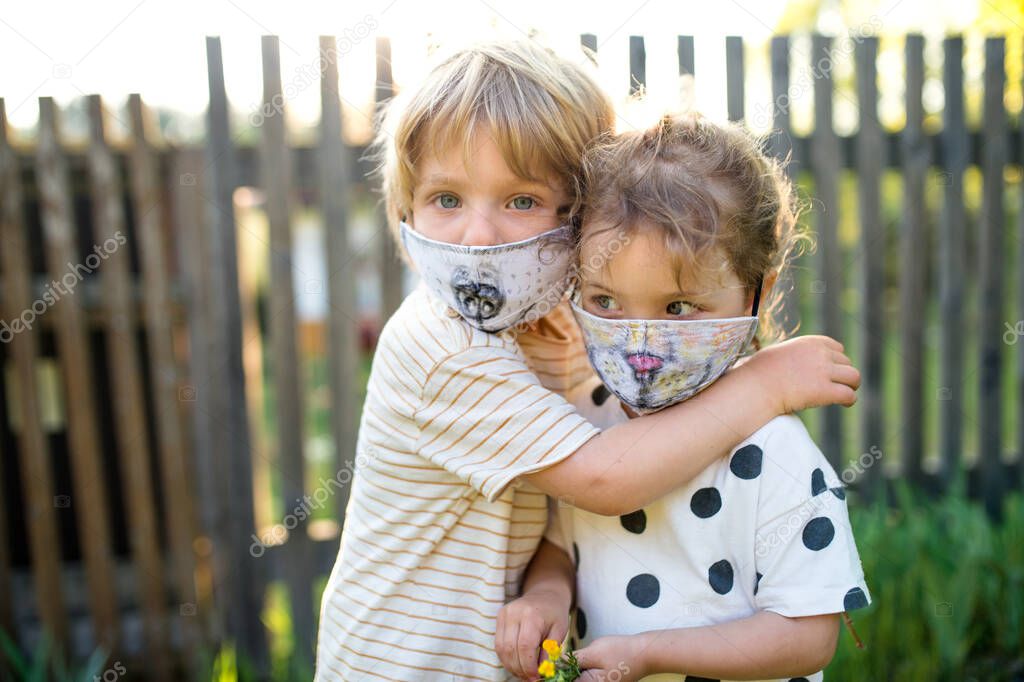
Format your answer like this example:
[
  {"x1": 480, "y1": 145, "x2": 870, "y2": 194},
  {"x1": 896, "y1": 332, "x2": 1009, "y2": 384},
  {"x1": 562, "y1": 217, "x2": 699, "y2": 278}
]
[
  {"x1": 576, "y1": 223, "x2": 759, "y2": 414},
  {"x1": 578, "y1": 224, "x2": 752, "y2": 321},
  {"x1": 409, "y1": 129, "x2": 570, "y2": 246}
]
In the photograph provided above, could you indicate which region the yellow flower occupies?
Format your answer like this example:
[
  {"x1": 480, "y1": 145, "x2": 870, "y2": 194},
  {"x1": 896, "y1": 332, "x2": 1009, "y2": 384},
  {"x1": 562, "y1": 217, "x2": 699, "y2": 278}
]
[
  {"x1": 537, "y1": 660, "x2": 556, "y2": 678},
  {"x1": 542, "y1": 639, "x2": 562, "y2": 660}
]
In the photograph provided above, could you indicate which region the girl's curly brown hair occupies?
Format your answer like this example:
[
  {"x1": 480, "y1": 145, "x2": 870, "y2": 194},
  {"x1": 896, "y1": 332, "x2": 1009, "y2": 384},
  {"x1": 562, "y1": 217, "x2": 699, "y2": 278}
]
[{"x1": 577, "y1": 111, "x2": 810, "y2": 346}]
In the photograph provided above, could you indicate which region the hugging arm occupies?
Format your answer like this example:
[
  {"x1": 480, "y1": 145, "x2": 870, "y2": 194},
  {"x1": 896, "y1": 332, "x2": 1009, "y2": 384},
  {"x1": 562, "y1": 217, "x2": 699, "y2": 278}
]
[{"x1": 524, "y1": 335, "x2": 859, "y2": 515}]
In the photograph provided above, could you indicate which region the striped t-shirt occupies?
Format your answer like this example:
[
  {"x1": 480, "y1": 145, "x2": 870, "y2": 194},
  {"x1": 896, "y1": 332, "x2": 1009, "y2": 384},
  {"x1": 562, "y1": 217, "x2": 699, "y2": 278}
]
[{"x1": 315, "y1": 284, "x2": 600, "y2": 681}]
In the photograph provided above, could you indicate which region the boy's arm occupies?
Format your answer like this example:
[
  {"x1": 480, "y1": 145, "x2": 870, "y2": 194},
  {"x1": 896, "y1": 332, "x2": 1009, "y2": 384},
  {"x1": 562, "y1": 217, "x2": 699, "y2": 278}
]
[
  {"x1": 496, "y1": 538, "x2": 575, "y2": 679},
  {"x1": 576, "y1": 611, "x2": 840, "y2": 681},
  {"x1": 525, "y1": 335, "x2": 860, "y2": 515}
]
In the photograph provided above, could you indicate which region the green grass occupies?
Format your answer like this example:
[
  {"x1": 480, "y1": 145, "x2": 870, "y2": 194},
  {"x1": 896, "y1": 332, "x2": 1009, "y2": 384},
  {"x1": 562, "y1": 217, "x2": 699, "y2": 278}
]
[{"x1": 827, "y1": 485, "x2": 1024, "y2": 681}]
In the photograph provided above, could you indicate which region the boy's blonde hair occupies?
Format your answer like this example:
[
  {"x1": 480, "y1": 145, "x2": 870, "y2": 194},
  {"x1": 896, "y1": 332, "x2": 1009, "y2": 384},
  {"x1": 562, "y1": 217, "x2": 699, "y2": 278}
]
[
  {"x1": 372, "y1": 40, "x2": 614, "y2": 245},
  {"x1": 579, "y1": 112, "x2": 810, "y2": 345}
]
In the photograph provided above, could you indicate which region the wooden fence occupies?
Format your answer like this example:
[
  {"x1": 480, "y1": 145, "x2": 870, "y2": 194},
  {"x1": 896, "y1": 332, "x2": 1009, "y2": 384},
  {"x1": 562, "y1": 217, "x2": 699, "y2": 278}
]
[{"x1": 0, "y1": 31, "x2": 1022, "y2": 678}]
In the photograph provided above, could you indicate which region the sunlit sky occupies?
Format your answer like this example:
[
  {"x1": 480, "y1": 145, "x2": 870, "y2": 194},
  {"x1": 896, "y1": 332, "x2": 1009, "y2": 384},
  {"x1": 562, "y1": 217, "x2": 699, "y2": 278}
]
[{"x1": 0, "y1": 0, "x2": 990, "y2": 142}]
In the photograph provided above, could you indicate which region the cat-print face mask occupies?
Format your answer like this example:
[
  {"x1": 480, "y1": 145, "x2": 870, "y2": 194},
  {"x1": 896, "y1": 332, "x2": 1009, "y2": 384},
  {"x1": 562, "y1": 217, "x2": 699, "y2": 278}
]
[
  {"x1": 400, "y1": 221, "x2": 574, "y2": 333},
  {"x1": 570, "y1": 300, "x2": 759, "y2": 414}
]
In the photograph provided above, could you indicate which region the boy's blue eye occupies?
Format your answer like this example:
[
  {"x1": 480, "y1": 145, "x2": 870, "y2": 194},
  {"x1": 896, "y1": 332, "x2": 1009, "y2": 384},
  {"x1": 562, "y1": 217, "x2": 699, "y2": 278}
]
[
  {"x1": 667, "y1": 301, "x2": 698, "y2": 316},
  {"x1": 594, "y1": 294, "x2": 619, "y2": 310},
  {"x1": 510, "y1": 196, "x2": 535, "y2": 210},
  {"x1": 437, "y1": 194, "x2": 459, "y2": 209}
]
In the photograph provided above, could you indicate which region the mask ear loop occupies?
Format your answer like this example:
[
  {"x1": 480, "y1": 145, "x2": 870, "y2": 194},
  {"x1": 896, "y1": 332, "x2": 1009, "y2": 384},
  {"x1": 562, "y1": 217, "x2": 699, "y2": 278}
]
[{"x1": 750, "y1": 276, "x2": 764, "y2": 317}]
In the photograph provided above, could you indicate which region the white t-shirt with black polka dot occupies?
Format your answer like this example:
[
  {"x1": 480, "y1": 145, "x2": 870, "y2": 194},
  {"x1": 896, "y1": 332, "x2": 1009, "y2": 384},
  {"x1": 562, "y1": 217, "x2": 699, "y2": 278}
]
[{"x1": 545, "y1": 379, "x2": 872, "y2": 682}]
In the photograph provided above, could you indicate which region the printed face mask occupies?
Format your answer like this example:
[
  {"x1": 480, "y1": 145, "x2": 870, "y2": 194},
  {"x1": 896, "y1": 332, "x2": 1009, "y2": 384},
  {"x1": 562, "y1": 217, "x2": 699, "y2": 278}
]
[
  {"x1": 570, "y1": 299, "x2": 759, "y2": 414},
  {"x1": 400, "y1": 221, "x2": 574, "y2": 332}
]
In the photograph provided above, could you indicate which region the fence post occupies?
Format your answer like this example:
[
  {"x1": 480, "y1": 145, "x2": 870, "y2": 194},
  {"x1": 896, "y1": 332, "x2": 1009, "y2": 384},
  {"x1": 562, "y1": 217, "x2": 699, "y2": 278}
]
[
  {"x1": 938, "y1": 37, "x2": 967, "y2": 493},
  {"x1": 726, "y1": 36, "x2": 744, "y2": 122},
  {"x1": 678, "y1": 35, "x2": 694, "y2": 76},
  {"x1": 810, "y1": 35, "x2": 844, "y2": 473},
  {"x1": 319, "y1": 35, "x2": 360, "y2": 529},
  {"x1": 1018, "y1": 35, "x2": 1024, "y2": 480},
  {"x1": 979, "y1": 37, "x2": 1007, "y2": 519},
  {"x1": 854, "y1": 37, "x2": 884, "y2": 498},
  {"x1": 768, "y1": 35, "x2": 801, "y2": 337},
  {"x1": 259, "y1": 34, "x2": 316, "y2": 666},
  {"x1": 35, "y1": 98, "x2": 120, "y2": 658},
  {"x1": 203, "y1": 35, "x2": 267, "y2": 668},
  {"x1": 629, "y1": 36, "x2": 645, "y2": 95},
  {"x1": 376, "y1": 37, "x2": 404, "y2": 322},
  {"x1": 86, "y1": 94, "x2": 172, "y2": 680},
  {"x1": 900, "y1": 35, "x2": 928, "y2": 488},
  {"x1": 128, "y1": 93, "x2": 204, "y2": 673},
  {"x1": 3, "y1": 98, "x2": 69, "y2": 649}
]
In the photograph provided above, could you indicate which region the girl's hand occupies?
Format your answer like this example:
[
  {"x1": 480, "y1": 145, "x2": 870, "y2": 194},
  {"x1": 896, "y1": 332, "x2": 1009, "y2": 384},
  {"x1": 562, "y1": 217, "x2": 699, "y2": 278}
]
[
  {"x1": 739, "y1": 335, "x2": 860, "y2": 413},
  {"x1": 574, "y1": 635, "x2": 649, "y2": 682},
  {"x1": 496, "y1": 589, "x2": 572, "y2": 680}
]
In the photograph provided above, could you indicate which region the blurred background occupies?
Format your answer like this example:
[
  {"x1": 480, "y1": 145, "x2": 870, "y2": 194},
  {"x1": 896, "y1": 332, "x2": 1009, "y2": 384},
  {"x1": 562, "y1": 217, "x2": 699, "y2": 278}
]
[{"x1": 0, "y1": 0, "x2": 1023, "y2": 679}]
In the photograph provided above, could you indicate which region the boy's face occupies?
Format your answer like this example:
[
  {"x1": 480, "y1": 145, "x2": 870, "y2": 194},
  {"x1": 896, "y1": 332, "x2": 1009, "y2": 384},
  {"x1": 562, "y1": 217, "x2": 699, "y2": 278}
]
[{"x1": 409, "y1": 130, "x2": 569, "y2": 246}]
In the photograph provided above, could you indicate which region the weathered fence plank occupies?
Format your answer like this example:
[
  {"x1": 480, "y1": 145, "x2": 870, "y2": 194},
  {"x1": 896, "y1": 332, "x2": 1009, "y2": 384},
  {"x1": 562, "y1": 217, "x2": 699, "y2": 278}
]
[
  {"x1": 5, "y1": 98, "x2": 69, "y2": 648},
  {"x1": 630, "y1": 35, "x2": 645, "y2": 94},
  {"x1": 769, "y1": 35, "x2": 800, "y2": 337},
  {"x1": 86, "y1": 94, "x2": 171, "y2": 680},
  {"x1": 726, "y1": 36, "x2": 744, "y2": 122},
  {"x1": 319, "y1": 35, "x2": 360, "y2": 527},
  {"x1": 979, "y1": 37, "x2": 1006, "y2": 518},
  {"x1": 938, "y1": 36, "x2": 967, "y2": 490},
  {"x1": 855, "y1": 37, "x2": 884, "y2": 497},
  {"x1": 259, "y1": 34, "x2": 316, "y2": 665},
  {"x1": 203, "y1": 35, "x2": 267, "y2": 667},
  {"x1": 127, "y1": 93, "x2": 201, "y2": 668},
  {"x1": 376, "y1": 37, "x2": 404, "y2": 322},
  {"x1": 900, "y1": 35, "x2": 928, "y2": 487},
  {"x1": 810, "y1": 35, "x2": 844, "y2": 472}
]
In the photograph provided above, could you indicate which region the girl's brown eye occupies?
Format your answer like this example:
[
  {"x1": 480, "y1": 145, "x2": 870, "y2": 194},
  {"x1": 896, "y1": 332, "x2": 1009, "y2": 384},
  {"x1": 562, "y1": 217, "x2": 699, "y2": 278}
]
[{"x1": 667, "y1": 301, "x2": 696, "y2": 315}]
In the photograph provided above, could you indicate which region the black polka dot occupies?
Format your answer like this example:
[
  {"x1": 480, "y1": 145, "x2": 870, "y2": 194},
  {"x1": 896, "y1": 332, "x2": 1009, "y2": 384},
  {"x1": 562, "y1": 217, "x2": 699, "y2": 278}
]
[
  {"x1": 708, "y1": 560, "x2": 734, "y2": 595},
  {"x1": 844, "y1": 587, "x2": 869, "y2": 611},
  {"x1": 572, "y1": 542, "x2": 580, "y2": 567},
  {"x1": 831, "y1": 486, "x2": 846, "y2": 500},
  {"x1": 730, "y1": 444, "x2": 763, "y2": 479},
  {"x1": 591, "y1": 384, "x2": 611, "y2": 406},
  {"x1": 690, "y1": 487, "x2": 723, "y2": 518},
  {"x1": 811, "y1": 468, "x2": 827, "y2": 496},
  {"x1": 754, "y1": 572, "x2": 763, "y2": 596},
  {"x1": 575, "y1": 607, "x2": 587, "y2": 639},
  {"x1": 802, "y1": 517, "x2": 835, "y2": 551},
  {"x1": 620, "y1": 509, "x2": 647, "y2": 534},
  {"x1": 626, "y1": 573, "x2": 660, "y2": 608}
]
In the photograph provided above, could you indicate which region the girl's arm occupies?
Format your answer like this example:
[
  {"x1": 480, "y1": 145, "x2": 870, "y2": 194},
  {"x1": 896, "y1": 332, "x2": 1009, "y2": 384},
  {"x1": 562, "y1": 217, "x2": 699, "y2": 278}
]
[
  {"x1": 495, "y1": 538, "x2": 575, "y2": 680},
  {"x1": 525, "y1": 335, "x2": 859, "y2": 515},
  {"x1": 576, "y1": 611, "x2": 841, "y2": 681}
]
